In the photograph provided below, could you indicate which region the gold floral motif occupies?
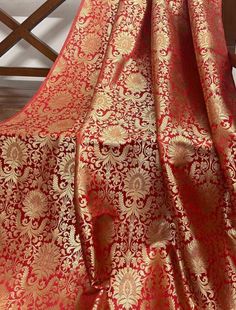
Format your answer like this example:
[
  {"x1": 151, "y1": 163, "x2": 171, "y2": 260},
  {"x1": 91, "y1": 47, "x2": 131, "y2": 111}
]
[
  {"x1": 169, "y1": 0, "x2": 184, "y2": 15},
  {"x1": 59, "y1": 154, "x2": 75, "y2": 181},
  {"x1": 197, "y1": 29, "x2": 212, "y2": 49},
  {"x1": 132, "y1": 0, "x2": 146, "y2": 7},
  {"x1": 101, "y1": 0, "x2": 118, "y2": 6},
  {"x1": 53, "y1": 153, "x2": 75, "y2": 199},
  {"x1": 89, "y1": 69, "x2": 100, "y2": 88},
  {"x1": 2, "y1": 137, "x2": 27, "y2": 168},
  {"x1": 113, "y1": 267, "x2": 142, "y2": 310},
  {"x1": 141, "y1": 108, "x2": 156, "y2": 133},
  {"x1": 47, "y1": 119, "x2": 75, "y2": 133},
  {"x1": 80, "y1": 0, "x2": 92, "y2": 17},
  {"x1": 22, "y1": 190, "x2": 48, "y2": 219},
  {"x1": 101, "y1": 125, "x2": 128, "y2": 146},
  {"x1": 81, "y1": 33, "x2": 102, "y2": 55},
  {"x1": 114, "y1": 33, "x2": 135, "y2": 55},
  {"x1": 124, "y1": 168, "x2": 151, "y2": 199},
  {"x1": 186, "y1": 241, "x2": 207, "y2": 274},
  {"x1": 93, "y1": 92, "x2": 113, "y2": 110},
  {"x1": 154, "y1": 32, "x2": 169, "y2": 50},
  {"x1": 125, "y1": 73, "x2": 147, "y2": 92},
  {"x1": 168, "y1": 136, "x2": 195, "y2": 167},
  {"x1": 32, "y1": 243, "x2": 60, "y2": 278},
  {"x1": 94, "y1": 144, "x2": 129, "y2": 166},
  {"x1": 120, "y1": 194, "x2": 152, "y2": 218},
  {"x1": 48, "y1": 92, "x2": 73, "y2": 110}
]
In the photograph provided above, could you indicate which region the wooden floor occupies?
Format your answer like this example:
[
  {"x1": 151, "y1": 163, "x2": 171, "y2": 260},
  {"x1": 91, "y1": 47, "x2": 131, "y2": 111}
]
[{"x1": 0, "y1": 81, "x2": 42, "y2": 122}]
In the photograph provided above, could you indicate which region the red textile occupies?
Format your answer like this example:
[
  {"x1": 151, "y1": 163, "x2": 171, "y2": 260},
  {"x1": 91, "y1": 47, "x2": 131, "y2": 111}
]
[{"x1": 0, "y1": 0, "x2": 235, "y2": 309}]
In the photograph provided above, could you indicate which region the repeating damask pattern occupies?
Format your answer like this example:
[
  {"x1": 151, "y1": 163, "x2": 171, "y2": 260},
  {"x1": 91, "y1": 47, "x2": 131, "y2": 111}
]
[{"x1": 0, "y1": 0, "x2": 235, "y2": 309}]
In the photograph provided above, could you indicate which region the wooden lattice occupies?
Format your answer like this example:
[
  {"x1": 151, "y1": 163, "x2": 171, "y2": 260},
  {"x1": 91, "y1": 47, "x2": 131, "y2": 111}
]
[{"x1": 0, "y1": 0, "x2": 66, "y2": 76}]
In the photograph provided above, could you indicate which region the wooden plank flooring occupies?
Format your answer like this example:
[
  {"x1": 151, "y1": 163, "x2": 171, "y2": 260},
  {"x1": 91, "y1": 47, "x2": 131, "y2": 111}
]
[{"x1": 0, "y1": 81, "x2": 42, "y2": 121}]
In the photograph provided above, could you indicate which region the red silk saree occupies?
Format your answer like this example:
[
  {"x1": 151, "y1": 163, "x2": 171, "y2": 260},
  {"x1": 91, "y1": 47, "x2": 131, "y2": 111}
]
[{"x1": 0, "y1": 0, "x2": 235, "y2": 309}]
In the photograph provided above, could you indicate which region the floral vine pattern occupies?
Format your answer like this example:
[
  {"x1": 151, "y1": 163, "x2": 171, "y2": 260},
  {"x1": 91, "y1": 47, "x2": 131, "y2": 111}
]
[{"x1": 0, "y1": 0, "x2": 235, "y2": 309}]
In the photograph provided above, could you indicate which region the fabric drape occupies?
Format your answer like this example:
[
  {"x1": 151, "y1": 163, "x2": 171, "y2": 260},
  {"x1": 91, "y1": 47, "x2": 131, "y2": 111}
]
[{"x1": 0, "y1": 0, "x2": 235, "y2": 309}]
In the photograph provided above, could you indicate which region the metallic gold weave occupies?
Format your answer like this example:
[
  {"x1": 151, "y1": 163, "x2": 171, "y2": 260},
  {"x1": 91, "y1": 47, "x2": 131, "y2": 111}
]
[{"x1": 0, "y1": 0, "x2": 235, "y2": 309}]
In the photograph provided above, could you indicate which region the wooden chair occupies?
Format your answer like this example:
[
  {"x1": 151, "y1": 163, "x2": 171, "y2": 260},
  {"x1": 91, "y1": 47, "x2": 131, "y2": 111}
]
[{"x1": 0, "y1": 0, "x2": 66, "y2": 77}]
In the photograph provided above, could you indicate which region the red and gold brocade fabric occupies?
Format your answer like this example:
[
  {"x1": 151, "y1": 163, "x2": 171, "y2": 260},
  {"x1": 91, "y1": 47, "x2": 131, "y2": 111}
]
[{"x1": 0, "y1": 0, "x2": 235, "y2": 309}]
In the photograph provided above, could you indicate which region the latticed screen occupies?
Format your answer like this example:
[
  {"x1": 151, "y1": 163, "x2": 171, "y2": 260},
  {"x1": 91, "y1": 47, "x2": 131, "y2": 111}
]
[{"x1": 0, "y1": 0, "x2": 66, "y2": 77}]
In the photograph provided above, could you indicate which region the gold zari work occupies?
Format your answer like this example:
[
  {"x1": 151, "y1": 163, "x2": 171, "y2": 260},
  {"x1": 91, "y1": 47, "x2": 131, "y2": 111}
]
[{"x1": 0, "y1": 0, "x2": 235, "y2": 309}]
